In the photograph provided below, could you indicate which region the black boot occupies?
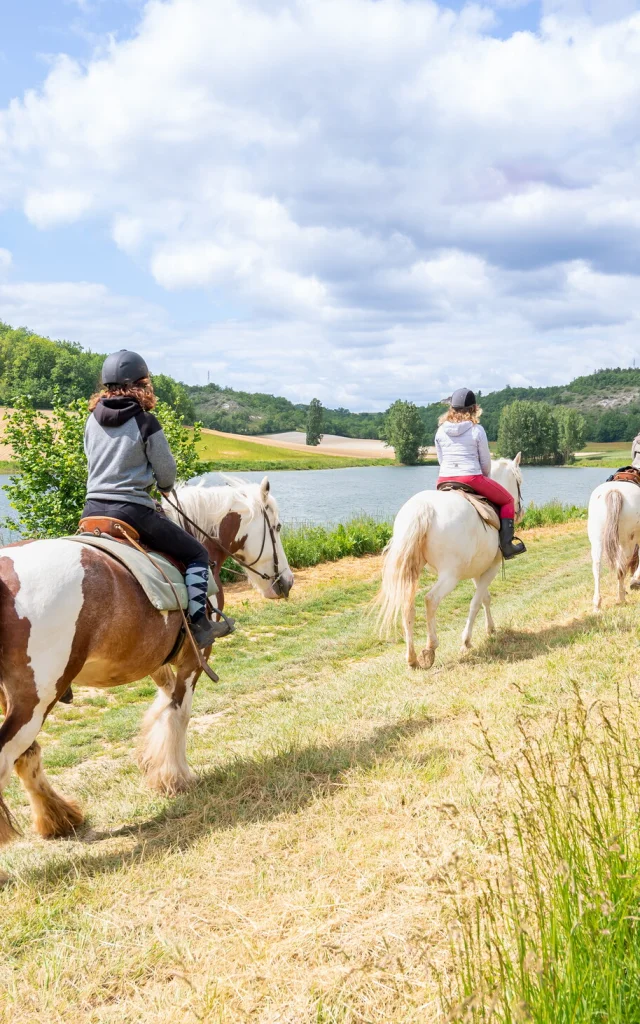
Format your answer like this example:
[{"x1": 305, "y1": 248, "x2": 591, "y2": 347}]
[
  {"x1": 499, "y1": 518, "x2": 526, "y2": 560},
  {"x1": 189, "y1": 612, "x2": 235, "y2": 648}
]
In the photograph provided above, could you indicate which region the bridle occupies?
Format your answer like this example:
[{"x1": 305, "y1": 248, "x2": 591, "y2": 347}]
[
  {"x1": 515, "y1": 477, "x2": 524, "y2": 519},
  {"x1": 162, "y1": 489, "x2": 284, "y2": 592}
]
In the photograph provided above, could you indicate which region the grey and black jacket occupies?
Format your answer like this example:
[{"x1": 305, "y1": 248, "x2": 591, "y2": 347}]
[{"x1": 84, "y1": 397, "x2": 177, "y2": 508}]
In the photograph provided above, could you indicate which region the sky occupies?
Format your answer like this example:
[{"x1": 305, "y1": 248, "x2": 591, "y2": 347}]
[{"x1": 1, "y1": 0, "x2": 640, "y2": 410}]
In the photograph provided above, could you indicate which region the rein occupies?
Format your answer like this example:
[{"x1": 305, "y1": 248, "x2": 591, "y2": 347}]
[{"x1": 162, "y1": 489, "x2": 283, "y2": 590}]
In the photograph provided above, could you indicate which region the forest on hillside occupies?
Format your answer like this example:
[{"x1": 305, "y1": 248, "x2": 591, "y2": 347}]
[{"x1": 2, "y1": 321, "x2": 640, "y2": 442}]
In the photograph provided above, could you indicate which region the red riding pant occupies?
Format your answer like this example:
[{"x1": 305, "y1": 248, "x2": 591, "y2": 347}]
[{"x1": 437, "y1": 475, "x2": 515, "y2": 519}]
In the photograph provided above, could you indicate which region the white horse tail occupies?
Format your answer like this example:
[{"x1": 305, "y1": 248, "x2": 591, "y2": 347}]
[
  {"x1": 377, "y1": 501, "x2": 431, "y2": 636},
  {"x1": 603, "y1": 489, "x2": 626, "y2": 576}
]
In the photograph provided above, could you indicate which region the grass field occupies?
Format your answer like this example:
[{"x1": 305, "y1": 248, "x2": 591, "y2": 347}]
[
  {"x1": 574, "y1": 441, "x2": 630, "y2": 468},
  {"x1": 196, "y1": 431, "x2": 392, "y2": 470},
  {"x1": 2, "y1": 520, "x2": 640, "y2": 1022}
]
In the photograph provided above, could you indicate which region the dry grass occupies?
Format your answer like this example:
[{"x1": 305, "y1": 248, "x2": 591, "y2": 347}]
[{"x1": 1, "y1": 522, "x2": 637, "y2": 1022}]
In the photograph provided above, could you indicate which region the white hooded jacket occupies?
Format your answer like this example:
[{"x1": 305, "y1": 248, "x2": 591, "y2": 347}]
[{"x1": 435, "y1": 420, "x2": 492, "y2": 477}]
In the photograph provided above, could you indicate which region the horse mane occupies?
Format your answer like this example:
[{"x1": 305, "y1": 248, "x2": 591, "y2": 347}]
[
  {"x1": 167, "y1": 478, "x2": 278, "y2": 539},
  {"x1": 491, "y1": 457, "x2": 522, "y2": 484}
]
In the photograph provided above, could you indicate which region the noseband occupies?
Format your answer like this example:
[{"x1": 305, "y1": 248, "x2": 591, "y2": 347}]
[{"x1": 163, "y1": 490, "x2": 283, "y2": 590}]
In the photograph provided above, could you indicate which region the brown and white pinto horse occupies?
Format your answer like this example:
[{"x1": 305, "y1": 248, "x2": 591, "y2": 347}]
[{"x1": 0, "y1": 477, "x2": 293, "y2": 850}]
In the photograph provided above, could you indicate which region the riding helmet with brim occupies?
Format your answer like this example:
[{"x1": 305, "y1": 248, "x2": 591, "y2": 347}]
[
  {"x1": 449, "y1": 387, "x2": 476, "y2": 410},
  {"x1": 101, "y1": 350, "x2": 149, "y2": 386}
]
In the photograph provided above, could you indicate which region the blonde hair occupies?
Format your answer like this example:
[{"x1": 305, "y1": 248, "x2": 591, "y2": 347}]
[
  {"x1": 438, "y1": 404, "x2": 483, "y2": 425},
  {"x1": 88, "y1": 377, "x2": 157, "y2": 413}
]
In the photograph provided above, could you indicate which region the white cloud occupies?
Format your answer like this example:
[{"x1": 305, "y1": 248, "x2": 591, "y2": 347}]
[
  {"x1": 2, "y1": 0, "x2": 640, "y2": 405},
  {"x1": 24, "y1": 189, "x2": 94, "y2": 229}
]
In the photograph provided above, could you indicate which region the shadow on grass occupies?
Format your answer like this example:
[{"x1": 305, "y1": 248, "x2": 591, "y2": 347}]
[
  {"x1": 466, "y1": 612, "x2": 632, "y2": 665},
  {"x1": 15, "y1": 715, "x2": 443, "y2": 885}
]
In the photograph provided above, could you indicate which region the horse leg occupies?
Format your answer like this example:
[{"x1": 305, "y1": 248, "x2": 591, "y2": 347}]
[
  {"x1": 592, "y1": 542, "x2": 602, "y2": 611},
  {"x1": 461, "y1": 562, "x2": 501, "y2": 651},
  {"x1": 138, "y1": 661, "x2": 201, "y2": 795},
  {"x1": 14, "y1": 741, "x2": 83, "y2": 839},
  {"x1": 418, "y1": 572, "x2": 458, "y2": 670},
  {"x1": 402, "y1": 581, "x2": 419, "y2": 668}
]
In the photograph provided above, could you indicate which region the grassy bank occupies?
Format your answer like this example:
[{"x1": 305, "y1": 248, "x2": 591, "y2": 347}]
[{"x1": 4, "y1": 517, "x2": 638, "y2": 1021}]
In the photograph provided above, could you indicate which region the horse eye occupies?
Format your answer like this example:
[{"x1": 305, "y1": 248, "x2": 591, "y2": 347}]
[{"x1": 276, "y1": 523, "x2": 282, "y2": 533}]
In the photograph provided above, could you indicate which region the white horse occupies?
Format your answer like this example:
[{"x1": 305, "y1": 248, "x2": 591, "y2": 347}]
[
  {"x1": 377, "y1": 456, "x2": 523, "y2": 668},
  {"x1": 588, "y1": 480, "x2": 640, "y2": 610}
]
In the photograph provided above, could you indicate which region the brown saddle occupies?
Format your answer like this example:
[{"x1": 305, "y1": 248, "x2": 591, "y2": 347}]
[
  {"x1": 436, "y1": 481, "x2": 501, "y2": 530},
  {"x1": 77, "y1": 517, "x2": 185, "y2": 573},
  {"x1": 609, "y1": 467, "x2": 640, "y2": 487}
]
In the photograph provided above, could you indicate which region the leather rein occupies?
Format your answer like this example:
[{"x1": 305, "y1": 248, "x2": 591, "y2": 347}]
[{"x1": 162, "y1": 490, "x2": 283, "y2": 591}]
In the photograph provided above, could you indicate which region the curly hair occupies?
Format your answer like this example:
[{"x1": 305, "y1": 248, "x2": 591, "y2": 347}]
[
  {"x1": 438, "y1": 404, "x2": 483, "y2": 425},
  {"x1": 88, "y1": 377, "x2": 157, "y2": 412}
]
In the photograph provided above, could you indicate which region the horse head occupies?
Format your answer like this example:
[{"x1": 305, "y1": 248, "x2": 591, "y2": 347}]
[
  {"x1": 168, "y1": 476, "x2": 294, "y2": 600},
  {"x1": 232, "y1": 476, "x2": 294, "y2": 600},
  {"x1": 491, "y1": 451, "x2": 524, "y2": 521}
]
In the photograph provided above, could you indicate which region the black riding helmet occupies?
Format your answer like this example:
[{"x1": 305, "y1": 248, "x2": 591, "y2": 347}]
[
  {"x1": 101, "y1": 349, "x2": 149, "y2": 386},
  {"x1": 450, "y1": 387, "x2": 476, "y2": 410}
]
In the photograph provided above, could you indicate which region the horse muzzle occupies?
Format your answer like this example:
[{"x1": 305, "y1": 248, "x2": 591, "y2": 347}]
[{"x1": 269, "y1": 569, "x2": 294, "y2": 599}]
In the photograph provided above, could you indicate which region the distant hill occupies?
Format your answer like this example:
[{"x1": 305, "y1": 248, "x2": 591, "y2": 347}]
[
  {"x1": 2, "y1": 322, "x2": 640, "y2": 443},
  {"x1": 188, "y1": 369, "x2": 640, "y2": 444}
]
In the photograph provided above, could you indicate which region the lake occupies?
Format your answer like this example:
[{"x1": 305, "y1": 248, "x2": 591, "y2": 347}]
[
  {"x1": 199, "y1": 465, "x2": 613, "y2": 525},
  {"x1": 0, "y1": 466, "x2": 614, "y2": 537}
]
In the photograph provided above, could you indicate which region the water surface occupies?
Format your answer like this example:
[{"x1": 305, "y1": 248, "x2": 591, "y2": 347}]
[
  {"x1": 200, "y1": 465, "x2": 612, "y2": 525},
  {"x1": 0, "y1": 465, "x2": 614, "y2": 538}
]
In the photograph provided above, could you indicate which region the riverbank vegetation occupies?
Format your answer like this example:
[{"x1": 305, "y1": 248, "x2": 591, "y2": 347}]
[{"x1": 3, "y1": 520, "x2": 638, "y2": 1021}]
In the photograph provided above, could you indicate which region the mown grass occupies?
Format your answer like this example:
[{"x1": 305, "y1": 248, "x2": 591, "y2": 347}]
[{"x1": 1, "y1": 520, "x2": 639, "y2": 1022}]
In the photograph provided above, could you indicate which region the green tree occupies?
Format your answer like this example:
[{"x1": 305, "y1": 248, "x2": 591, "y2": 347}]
[
  {"x1": 496, "y1": 400, "x2": 560, "y2": 465},
  {"x1": 306, "y1": 397, "x2": 324, "y2": 446},
  {"x1": 381, "y1": 400, "x2": 425, "y2": 465},
  {"x1": 554, "y1": 407, "x2": 585, "y2": 464},
  {"x1": 2, "y1": 395, "x2": 202, "y2": 539}
]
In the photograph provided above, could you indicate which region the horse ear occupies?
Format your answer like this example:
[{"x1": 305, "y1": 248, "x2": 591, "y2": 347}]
[
  {"x1": 260, "y1": 476, "x2": 270, "y2": 501},
  {"x1": 513, "y1": 452, "x2": 522, "y2": 467}
]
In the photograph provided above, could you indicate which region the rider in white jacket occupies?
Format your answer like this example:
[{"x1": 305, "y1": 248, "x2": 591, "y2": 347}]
[{"x1": 435, "y1": 387, "x2": 526, "y2": 559}]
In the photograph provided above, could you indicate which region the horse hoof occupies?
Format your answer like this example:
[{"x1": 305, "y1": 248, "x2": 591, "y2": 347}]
[
  {"x1": 631, "y1": 580, "x2": 640, "y2": 591},
  {"x1": 417, "y1": 649, "x2": 435, "y2": 670}
]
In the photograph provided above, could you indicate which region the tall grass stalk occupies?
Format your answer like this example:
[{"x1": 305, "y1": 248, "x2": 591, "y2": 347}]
[{"x1": 443, "y1": 690, "x2": 640, "y2": 1023}]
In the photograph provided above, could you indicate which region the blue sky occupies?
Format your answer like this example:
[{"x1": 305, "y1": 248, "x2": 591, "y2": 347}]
[{"x1": 1, "y1": 0, "x2": 640, "y2": 409}]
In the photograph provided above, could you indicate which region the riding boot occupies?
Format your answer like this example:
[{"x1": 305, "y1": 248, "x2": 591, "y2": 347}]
[
  {"x1": 498, "y1": 518, "x2": 526, "y2": 560},
  {"x1": 189, "y1": 611, "x2": 235, "y2": 647}
]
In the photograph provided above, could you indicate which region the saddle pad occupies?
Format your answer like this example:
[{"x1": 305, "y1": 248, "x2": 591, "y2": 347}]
[
  {"x1": 462, "y1": 493, "x2": 500, "y2": 530},
  {"x1": 66, "y1": 534, "x2": 218, "y2": 612},
  {"x1": 437, "y1": 482, "x2": 501, "y2": 530}
]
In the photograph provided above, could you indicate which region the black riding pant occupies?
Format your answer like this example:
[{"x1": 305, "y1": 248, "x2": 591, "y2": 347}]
[{"x1": 82, "y1": 498, "x2": 208, "y2": 566}]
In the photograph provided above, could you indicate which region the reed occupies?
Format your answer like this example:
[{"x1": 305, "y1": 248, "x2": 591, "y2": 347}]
[{"x1": 443, "y1": 688, "x2": 640, "y2": 1023}]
